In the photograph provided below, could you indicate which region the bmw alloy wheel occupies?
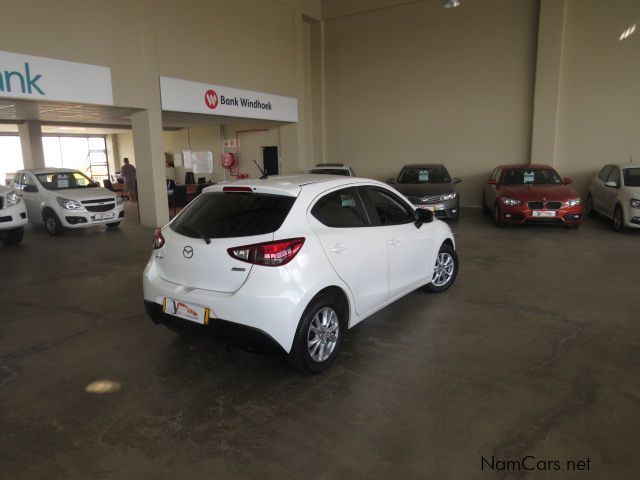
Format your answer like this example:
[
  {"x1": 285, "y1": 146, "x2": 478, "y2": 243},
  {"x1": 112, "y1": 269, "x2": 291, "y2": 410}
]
[{"x1": 307, "y1": 306, "x2": 340, "y2": 362}]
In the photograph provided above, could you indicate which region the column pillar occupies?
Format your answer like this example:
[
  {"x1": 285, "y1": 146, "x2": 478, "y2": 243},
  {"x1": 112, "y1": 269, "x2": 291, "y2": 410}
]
[
  {"x1": 131, "y1": 108, "x2": 169, "y2": 227},
  {"x1": 18, "y1": 121, "x2": 46, "y2": 169},
  {"x1": 530, "y1": 0, "x2": 567, "y2": 166}
]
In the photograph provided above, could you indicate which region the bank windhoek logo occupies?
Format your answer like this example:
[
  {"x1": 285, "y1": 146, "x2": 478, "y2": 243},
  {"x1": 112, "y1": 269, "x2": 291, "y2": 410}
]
[{"x1": 204, "y1": 89, "x2": 218, "y2": 109}]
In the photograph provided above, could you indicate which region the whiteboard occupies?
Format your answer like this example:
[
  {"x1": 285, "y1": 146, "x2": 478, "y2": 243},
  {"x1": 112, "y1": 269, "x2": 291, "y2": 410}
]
[{"x1": 191, "y1": 151, "x2": 214, "y2": 175}]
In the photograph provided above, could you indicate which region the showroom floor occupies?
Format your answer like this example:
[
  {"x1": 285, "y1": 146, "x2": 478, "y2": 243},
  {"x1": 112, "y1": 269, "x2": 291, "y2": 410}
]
[{"x1": 1, "y1": 208, "x2": 638, "y2": 479}]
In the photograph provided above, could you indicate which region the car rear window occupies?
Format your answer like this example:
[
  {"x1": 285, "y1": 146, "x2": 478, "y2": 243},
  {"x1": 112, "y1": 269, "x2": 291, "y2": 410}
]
[{"x1": 171, "y1": 192, "x2": 296, "y2": 239}]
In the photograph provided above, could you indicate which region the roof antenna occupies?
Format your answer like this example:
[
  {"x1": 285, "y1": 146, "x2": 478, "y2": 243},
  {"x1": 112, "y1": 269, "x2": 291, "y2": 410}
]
[{"x1": 253, "y1": 160, "x2": 268, "y2": 179}]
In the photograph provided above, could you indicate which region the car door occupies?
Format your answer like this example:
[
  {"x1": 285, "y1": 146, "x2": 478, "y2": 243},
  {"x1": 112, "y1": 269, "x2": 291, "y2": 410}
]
[
  {"x1": 602, "y1": 166, "x2": 621, "y2": 216},
  {"x1": 18, "y1": 173, "x2": 41, "y2": 221},
  {"x1": 592, "y1": 165, "x2": 613, "y2": 213},
  {"x1": 484, "y1": 168, "x2": 501, "y2": 211},
  {"x1": 361, "y1": 186, "x2": 435, "y2": 298},
  {"x1": 308, "y1": 186, "x2": 389, "y2": 315}
]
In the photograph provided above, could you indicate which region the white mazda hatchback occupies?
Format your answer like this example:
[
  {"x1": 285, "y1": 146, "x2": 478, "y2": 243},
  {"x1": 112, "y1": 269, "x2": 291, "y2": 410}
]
[{"x1": 143, "y1": 175, "x2": 458, "y2": 373}]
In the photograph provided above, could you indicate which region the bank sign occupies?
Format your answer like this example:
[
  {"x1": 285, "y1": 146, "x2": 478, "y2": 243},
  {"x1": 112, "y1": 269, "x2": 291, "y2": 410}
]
[
  {"x1": 160, "y1": 76, "x2": 298, "y2": 122},
  {"x1": 0, "y1": 50, "x2": 113, "y2": 105}
]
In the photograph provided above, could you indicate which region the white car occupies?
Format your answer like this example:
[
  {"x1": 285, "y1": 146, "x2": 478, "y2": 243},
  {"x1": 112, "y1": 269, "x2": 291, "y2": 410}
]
[
  {"x1": 0, "y1": 185, "x2": 28, "y2": 245},
  {"x1": 12, "y1": 168, "x2": 125, "y2": 235},
  {"x1": 143, "y1": 175, "x2": 458, "y2": 373},
  {"x1": 587, "y1": 163, "x2": 640, "y2": 231},
  {"x1": 306, "y1": 163, "x2": 356, "y2": 176}
]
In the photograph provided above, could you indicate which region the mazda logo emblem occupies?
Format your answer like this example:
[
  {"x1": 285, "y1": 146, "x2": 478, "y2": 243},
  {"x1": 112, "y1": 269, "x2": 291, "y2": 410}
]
[{"x1": 183, "y1": 246, "x2": 194, "y2": 258}]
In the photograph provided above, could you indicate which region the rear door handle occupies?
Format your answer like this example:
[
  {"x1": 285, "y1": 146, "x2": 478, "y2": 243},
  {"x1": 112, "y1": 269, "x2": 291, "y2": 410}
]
[
  {"x1": 329, "y1": 244, "x2": 349, "y2": 254},
  {"x1": 389, "y1": 238, "x2": 401, "y2": 246}
]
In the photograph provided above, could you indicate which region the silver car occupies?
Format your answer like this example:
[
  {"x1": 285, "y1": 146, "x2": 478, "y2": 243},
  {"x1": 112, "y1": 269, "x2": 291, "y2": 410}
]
[
  {"x1": 388, "y1": 164, "x2": 461, "y2": 220},
  {"x1": 587, "y1": 163, "x2": 640, "y2": 231}
]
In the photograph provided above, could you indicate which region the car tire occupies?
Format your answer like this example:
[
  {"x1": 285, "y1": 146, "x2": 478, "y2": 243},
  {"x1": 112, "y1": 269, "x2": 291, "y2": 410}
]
[
  {"x1": 106, "y1": 221, "x2": 121, "y2": 229},
  {"x1": 288, "y1": 293, "x2": 344, "y2": 374},
  {"x1": 44, "y1": 211, "x2": 63, "y2": 236},
  {"x1": 425, "y1": 243, "x2": 459, "y2": 293},
  {"x1": 494, "y1": 203, "x2": 504, "y2": 227},
  {"x1": 613, "y1": 205, "x2": 625, "y2": 232},
  {"x1": 0, "y1": 227, "x2": 24, "y2": 245},
  {"x1": 586, "y1": 194, "x2": 597, "y2": 217}
]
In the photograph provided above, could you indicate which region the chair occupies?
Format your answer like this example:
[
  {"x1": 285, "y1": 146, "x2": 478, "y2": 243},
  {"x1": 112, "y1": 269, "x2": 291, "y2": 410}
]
[
  {"x1": 170, "y1": 185, "x2": 188, "y2": 216},
  {"x1": 197, "y1": 177, "x2": 206, "y2": 184},
  {"x1": 166, "y1": 179, "x2": 176, "y2": 191},
  {"x1": 196, "y1": 183, "x2": 208, "y2": 195},
  {"x1": 185, "y1": 172, "x2": 195, "y2": 184}
]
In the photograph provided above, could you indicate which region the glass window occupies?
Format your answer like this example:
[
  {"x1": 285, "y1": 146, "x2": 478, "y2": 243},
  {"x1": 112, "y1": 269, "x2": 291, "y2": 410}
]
[
  {"x1": 171, "y1": 193, "x2": 296, "y2": 239},
  {"x1": 398, "y1": 166, "x2": 451, "y2": 184},
  {"x1": 36, "y1": 171, "x2": 98, "y2": 190},
  {"x1": 311, "y1": 188, "x2": 368, "y2": 228},
  {"x1": 598, "y1": 165, "x2": 613, "y2": 181},
  {"x1": 606, "y1": 167, "x2": 621, "y2": 185},
  {"x1": 365, "y1": 187, "x2": 414, "y2": 225},
  {"x1": 23, "y1": 174, "x2": 38, "y2": 191},
  {"x1": 622, "y1": 167, "x2": 640, "y2": 187},
  {"x1": 501, "y1": 168, "x2": 563, "y2": 185},
  {"x1": 0, "y1": 136, "x2": 24, "y2": 185}
]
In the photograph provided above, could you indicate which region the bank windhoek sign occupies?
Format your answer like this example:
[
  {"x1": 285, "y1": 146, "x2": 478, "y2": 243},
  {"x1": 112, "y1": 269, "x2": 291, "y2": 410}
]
[
  {"x1": 0, "y1": 50, "x2": 113, "y2": 105},
  {"x1": 160, "y1": 76, "x2": 298, "y2": 123}
]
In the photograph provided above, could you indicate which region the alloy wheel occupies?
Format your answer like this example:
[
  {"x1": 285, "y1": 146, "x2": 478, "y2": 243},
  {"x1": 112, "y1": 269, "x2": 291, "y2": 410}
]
[
  {"x1": 432, "y1": 252, "x2": 455, "y2": 287},
  {"x1": 307, "y1": 306, "x2": 340, "y2": 363}
]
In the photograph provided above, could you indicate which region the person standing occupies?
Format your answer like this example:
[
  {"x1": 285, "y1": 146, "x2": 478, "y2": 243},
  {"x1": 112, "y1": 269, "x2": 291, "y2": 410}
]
[{"x1": 120, "y1": 158, "x2": 137, "y2": 202}]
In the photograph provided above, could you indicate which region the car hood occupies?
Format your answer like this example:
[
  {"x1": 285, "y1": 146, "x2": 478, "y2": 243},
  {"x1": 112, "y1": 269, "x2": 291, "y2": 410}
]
[
  {"x1": 499, "y1": 184, "x2": 580, "y2": 201},
  {"x1": 48, "y1": 187, "x2": 117, "y2": 201},
  {"x1": 393, "y1": 183, "x2": 455, "y2": 196}
]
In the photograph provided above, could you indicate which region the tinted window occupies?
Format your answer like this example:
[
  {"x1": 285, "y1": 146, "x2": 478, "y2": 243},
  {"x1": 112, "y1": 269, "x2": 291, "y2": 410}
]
[
  {"x1": 606, "y1": 167, "x2": 621, "y2": 185},
  {"x1": 598, "y1": 165, "x2": 613, "y2": 181},
  {"x1": 311, "y1": 188, "x2": 368, "y2": 228},
  {"x1": 365, "y1": 187, "x2": 414, "y2": 225},
  {"x1": 623, "y1": 167, "x2": 640, "y2": 187},
  {"x1": 501, "y1": 168, "x2": 563, "y2": 185},
  {"x1": 23, "y1": 174, "x2": 38, "y2": 190},
  {"x1": 171, "y1": 192, "x2": 295, "y2": 239},
  {"x1": 398, "y1": 166, "x2": 450, "y2": 184}
]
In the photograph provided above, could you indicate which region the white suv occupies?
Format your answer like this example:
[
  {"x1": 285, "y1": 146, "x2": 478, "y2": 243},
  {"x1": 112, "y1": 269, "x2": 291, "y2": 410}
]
[
  {"x1": 143, "y1": 175, "x2": 457, "y2": 373},
  {"x1": 12, "y1": 168, "x2": 125, "y2": 235},
  {"x1": 307, "y1": 163, "x2": 356, "y2": 176},
  {"x1": 0, "y1": 185, "x2": 28, "y2": 245},
  {"x1": 587, "y1": 163, "x2": 640, "y2": 231}
]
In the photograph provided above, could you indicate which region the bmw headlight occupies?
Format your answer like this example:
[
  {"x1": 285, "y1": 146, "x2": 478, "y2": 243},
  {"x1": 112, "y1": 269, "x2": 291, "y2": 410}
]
[
  {"x1": 56, "y1": 197, "x2": 84, "y2": 210},
  {"x1": 116, "y1": 195, "x2": 123, "y2": 205},
  {"x1": 6, "y1": 191, "x2": 20, "y2": 207},
  {"x1": 441, "y1": 192, "x2": 457, "y2": 201},
  {"x1": 502, "y1": 198, "x2": 521, "y2": 206},
  {"x1": 565, "y1": 198, "x2": 581, "y2": 207}
]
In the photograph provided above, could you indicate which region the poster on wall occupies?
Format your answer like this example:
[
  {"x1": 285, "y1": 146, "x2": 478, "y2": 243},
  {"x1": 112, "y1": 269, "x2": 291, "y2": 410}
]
[{"x1": 191, "y1": 151, "x2": 214, "y2": 175}]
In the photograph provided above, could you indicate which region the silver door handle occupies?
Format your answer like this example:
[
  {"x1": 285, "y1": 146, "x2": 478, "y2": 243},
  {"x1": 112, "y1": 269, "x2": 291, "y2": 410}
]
[
  {"x1": 389, "y1": 238, "x2": 401, "y2": 246},
  {"x1": 329, "y1": 244, "x2": 349, "y2": 253}
]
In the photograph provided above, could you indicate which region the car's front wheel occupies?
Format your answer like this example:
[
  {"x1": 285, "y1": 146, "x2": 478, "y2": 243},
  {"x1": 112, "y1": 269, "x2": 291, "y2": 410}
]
[
  {"x1": 0, "y1": 227, "x2": 24, "y2": 245},
  {"x1": 613, "y1": 205, "x2": 625, "y2": 232},
  {"x1": 426, "y1": 243, "x2": 458, "y2": 293},
  {"x1": 44, "y1": 211, "x2": 63, "y2": 236},
  {"x1": 288, "y1": 294, "x2": 343, "y2": 374}
]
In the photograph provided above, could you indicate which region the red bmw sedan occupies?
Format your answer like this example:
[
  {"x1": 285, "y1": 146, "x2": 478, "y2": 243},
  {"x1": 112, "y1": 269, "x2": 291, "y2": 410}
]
[{"x1": 482, "y1": 164, "x2": 583, "y2": 229}]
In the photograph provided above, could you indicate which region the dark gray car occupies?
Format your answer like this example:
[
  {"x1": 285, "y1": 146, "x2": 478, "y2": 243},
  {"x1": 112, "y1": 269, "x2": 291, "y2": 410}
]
[{"x1": 388, "y1": 164, "x2": 461, "y2": 220}]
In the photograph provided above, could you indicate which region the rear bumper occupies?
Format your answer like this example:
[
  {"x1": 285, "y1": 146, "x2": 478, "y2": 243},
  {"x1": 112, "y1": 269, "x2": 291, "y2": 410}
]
[{"x1": 144, "y1": 301, "x2": 286, "y2": 353}]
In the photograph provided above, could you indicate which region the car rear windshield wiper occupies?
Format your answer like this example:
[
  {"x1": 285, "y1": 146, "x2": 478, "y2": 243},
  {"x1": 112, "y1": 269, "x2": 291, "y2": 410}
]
[{"x1": 180, "y1": 225, "x2": 211, "y2": 244}]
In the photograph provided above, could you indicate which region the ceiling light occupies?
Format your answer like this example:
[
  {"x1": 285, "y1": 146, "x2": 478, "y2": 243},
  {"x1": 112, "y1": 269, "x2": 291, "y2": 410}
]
[{"x1": 442, "y1": 0, "x2": 461, "y2": 8}]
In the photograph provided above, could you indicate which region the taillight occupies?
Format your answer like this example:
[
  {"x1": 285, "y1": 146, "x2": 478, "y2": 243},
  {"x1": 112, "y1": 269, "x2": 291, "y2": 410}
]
[
  {"x1": 153, "y1": 228, "x2": 165, "y2": 249},
  {"x1": 223, "y1": 186, "x2": 253, "y2": 192},
  {"x1": 228, "y1": 238, "x2": 305, "y2": 266}
]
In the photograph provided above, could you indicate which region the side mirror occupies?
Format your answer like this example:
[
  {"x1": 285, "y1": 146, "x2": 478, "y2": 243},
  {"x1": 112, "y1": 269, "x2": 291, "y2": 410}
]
[
  {"x1": 604, "y1": 180, "x2": 619, "y2": 188},
  {"x1": 563, "y1": 177, "x2": 573, "y2": 185},
  {"x1": 487, "y1": 178, "x2": 497, "y2": 185},
  {"x1": 386, "y1": 178, "x2": 396, "y2": 185},
  {"x1": 23, "y1": 185, "x2": 38, "y2": 193},
  {"x1": 453, "y1": 177, "x2": 462, "y2": 184},
  {"x1": 414, "y1": 208, "x2": 433, "y2": 228}
]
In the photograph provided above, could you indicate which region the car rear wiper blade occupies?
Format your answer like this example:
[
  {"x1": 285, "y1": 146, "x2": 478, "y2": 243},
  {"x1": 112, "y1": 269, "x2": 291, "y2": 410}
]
[{"x1": 180, "y1": 225, "x2": 210, "y2": 244}]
